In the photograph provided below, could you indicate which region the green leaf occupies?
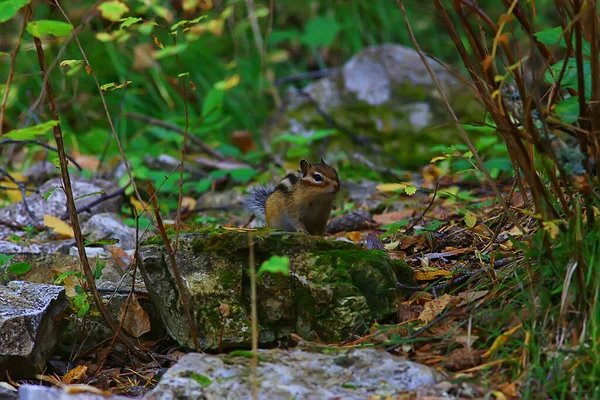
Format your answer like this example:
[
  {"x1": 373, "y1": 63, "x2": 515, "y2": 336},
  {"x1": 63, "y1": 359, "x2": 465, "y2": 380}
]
[
  {"x1": 170, "y1": 15, "x2": 207, "y2": 31},
  {"x1": 464, "y1": 211, "x2": 477, "y2": 228},
  {"x1": 189, "y1": 373, "x2": 212, "y2": 387},
  {"x1": 7, "y1": 261, "x2": 31, "y2": 275},
  {"x1": 202, "y1": 87, "x2": 224, "y2": 117},
  {"x1": 60, "y1": 59, "x2": 83, "y2": 68},
  {"x1": 98, "y1": 1, "x2": 129, "y2": 22},
  {"x1": 404, "y1": 186, "x2": 417, "y2": 196},
  {"x1": 54, "y1": 270, "x2": 81, "y2": 285},
  {"x1": 381, "y1": 220, "x2": 409, "y2": 239},
  {"x1": 195, "y1": 178, "x2": 212, "y2": 193},
  {"x1": 301, "y1": 16, "x2": 340, "y2": 48},
  {"x1": 94, "y1": 259, "x2": 106, "y2": 280},
  {"x1": 230, "y1": 168, "x2": 258, "y2": 183},
  {"x1": 4, "y1": 120, "x2": 59, "y2": 140},
  {"x1": 120, "y1": 16, "x2": 142, "y2": 29},
  {"x1": 258, "y1": 255, "x2": 290, "y2": 277},
  {"x1": 534, "y1": 27, "x2": 591, "y2": 56},
  {"x1": 100, "y1": 81, "x2": 132, "y2": 92},
  {"x1": 555, "y1": 96, "x2": 580, "y2": 124},
  {"x1": 0, "y1": 0, "x2": 30, "y2": 23},
  {"x1": 26, "y1": 20, "x2": 73, "y2": 38},
  {"x1": 152, "y1": 43, "x2": 189, "y2": 59},
  {"x1": 0, "y1": 253, "x2": 15, "y2": 266}
]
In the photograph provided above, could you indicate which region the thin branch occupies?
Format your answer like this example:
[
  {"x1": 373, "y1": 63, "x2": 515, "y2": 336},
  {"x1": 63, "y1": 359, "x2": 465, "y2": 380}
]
[
  {"x1": 62, "y1": 184, "x2": 129, "y2": 219},
  {"x1": 0, "y1": 167, "x2": 37, "y2": 222},
  {"x1": 274, "y1": 69, "x2": 337, "y2": 86},
  {"x1": 0, "y1": 7, "x2": 30, "y2": 135},
  {"x1": 0, "y1": 139, "x2": 83, "y2": 170},
  {"x1": 28, "y1": 4, "x2": 143, "y2": 356}
]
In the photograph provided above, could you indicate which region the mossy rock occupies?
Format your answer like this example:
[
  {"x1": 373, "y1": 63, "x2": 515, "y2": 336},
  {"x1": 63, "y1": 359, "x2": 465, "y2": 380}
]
[{"x1": 139, "y1": 229, "x2": 415, "y2": 349}]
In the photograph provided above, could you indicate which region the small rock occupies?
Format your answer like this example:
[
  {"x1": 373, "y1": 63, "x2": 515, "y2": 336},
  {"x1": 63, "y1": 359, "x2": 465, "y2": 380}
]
[
  {"x1": 81, "y1": 212, "x2": 137, "y2": 250},
  {"x1": 444, "y1": 347, "x2": 482, "y2": 372},
  {"x1": 22, "y1": 161, "x2": 57, "y2": 184},
  {"x1": 0, "y1": 177, "x2": 121, "y2": 227},
  {"x1": 147, "y1": 347, "x2": 443, "y2": 400},
  {"x1": 18, "y1": 385, "x2": 131, "y2": 400},
  {"x1": 0, "y1": 281, "x2": 68, "y2": 379}
]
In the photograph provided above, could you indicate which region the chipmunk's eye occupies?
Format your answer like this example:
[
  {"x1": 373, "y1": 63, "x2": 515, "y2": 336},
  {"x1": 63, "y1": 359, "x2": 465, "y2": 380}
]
[{"x1": 313, "y1": 173, "x2": 323, "y2": 182}]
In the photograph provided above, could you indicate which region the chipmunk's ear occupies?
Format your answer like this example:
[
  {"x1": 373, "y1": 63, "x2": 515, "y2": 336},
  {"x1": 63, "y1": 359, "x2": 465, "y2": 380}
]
[
  {"x1": 320, "y1": 157, "x2": 326, "y2": 165},
  {"x1": 300, "y1": 159, "x2": 311, "y2": 176}
]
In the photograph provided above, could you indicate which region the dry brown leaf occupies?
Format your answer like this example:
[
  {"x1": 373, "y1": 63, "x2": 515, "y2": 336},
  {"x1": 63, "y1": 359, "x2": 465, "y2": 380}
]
[
  {"x1": 44, "y1": 214, "x2": 74, "y2": 238},
  {"x1": 373, "y1": 210, "x2": 414, "y2": 225},
  {"x1": 414, "y1": 269, "x2": 451, "y2": 281},
  {"x1": 230, "y1": 130, "x2": 256, "y2": 153},
  {"x1": 71, "y1": 152, "x2": 100, "y2": 172},
  {"x1": 418, "y1": 294, "x2": 462, "y2": 323},
  {"x1": 62, "y1": 365, "x2": 87, "y2": 385},
  {"x1": 118, "y1": 296, "x2": 151, "y2": 338},
  {"x1": 347, "y1": 231, "x2": 361, "y2": 243},
  {"x1": 458, "y1": 290, "x2": 489, "y2": 305},
  {"x1": 444, "y1": 347, "x2": 482, "y2": 371},
  {"x1": 181, "y1": 196, "x2": 197, "y2": 211}
]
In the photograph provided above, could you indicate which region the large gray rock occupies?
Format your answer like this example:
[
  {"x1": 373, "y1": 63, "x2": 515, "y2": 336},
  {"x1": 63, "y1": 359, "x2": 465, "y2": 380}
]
[
  {"x1": 0, "y1": 281, "x2": 68, "y2": 379},
  {"x1": 139, "y1": 229, "x2": 415, "y2": 350},
  {"x1": 147, "y1": 347, "x2": 444, "y2": 400},
  {"x1": 269, "y1": 44, "x2": 481, "y2": 168}
]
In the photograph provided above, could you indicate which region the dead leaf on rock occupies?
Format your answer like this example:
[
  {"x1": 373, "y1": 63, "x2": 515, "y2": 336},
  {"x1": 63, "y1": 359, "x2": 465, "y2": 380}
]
[
  {"x1": 373, "y1": 210, "x2": 414, "y2": 225},
  {"x1": 62, "y1": 365, "x2": 87, "y2": 385},
  {"x1": 118, "y1": 296, "x2": 151, "y2": 338},
  {"x1": 44, "y1": 214, "x2": 75, "y2": 238},
  {"x1": 418, "y1": 294, "x2": 462, "y2": 324},
  {"x1": 414, "y1": 269, "x2": 451, "y2": 281},
  {"x1": 347, "y1": 231, "x2": 361, "y2": 243}
]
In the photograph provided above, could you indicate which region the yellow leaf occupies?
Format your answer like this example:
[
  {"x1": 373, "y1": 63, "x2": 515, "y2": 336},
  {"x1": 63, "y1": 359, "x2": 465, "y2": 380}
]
[
  {"x1": 542, "y1": 220, "x2": 560, "y2": 240},
  {"x1": 130, "y1": 197, "x2": 148, "y2": 213},
  {"x1": 384, "y1": 240, "x2": 399, "y2": 251},
  {"x1": 2, "y1": 173, "x2": 29, "y2": 202},
  {"x1": 181, "y1": 196, "x2": 197, "y2": 210},
  {"x1": 44, "y1": 214, "x2": 74, "y2": 238},
  {"x1": 268, "y1": 50, "x2": 290, "y2": 64},
  {"x1": 414, "y1": 269, "x2": 451, "y2": 281},
  {"x1": 465, "y1": 211, "x2": 477, "y2": 228},
  {"x1": 483, "y1": 323, "x2": 523, "y2": 357},
  {"x1": 430, "y1": 155, "x2": 447, "y2": 163},
  {"x1": 215, "y1": 74, "x2": 240, "y2": 90},
  {"x1": 376, "y1": 183, "x2": 409, "y2": 193}
]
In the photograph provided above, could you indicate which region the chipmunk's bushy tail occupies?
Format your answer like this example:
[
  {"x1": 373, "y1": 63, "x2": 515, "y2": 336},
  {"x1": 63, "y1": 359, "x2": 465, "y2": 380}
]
[{"x1": 243, "y1": 185, "x2": 274, "y2": 221}]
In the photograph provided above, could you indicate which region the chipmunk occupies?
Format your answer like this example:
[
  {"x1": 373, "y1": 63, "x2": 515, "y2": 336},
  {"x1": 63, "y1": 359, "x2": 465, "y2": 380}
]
[{"x1": 244, "y1": 158, "x2": 340, "y2": 236}]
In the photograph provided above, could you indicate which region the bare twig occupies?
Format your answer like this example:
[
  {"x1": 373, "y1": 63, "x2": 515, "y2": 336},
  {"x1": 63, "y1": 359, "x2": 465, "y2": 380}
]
[
  {"x1": 147, "y1": 180, "x2": 199, "y2": 352},
  {"x1": 0, "y1": 7, "x2": 29, "y2": 135},
  {"x1": 28, "y1": 5, "x2": 142, "y2": 356},
  {"x1": 62, "y1": 184, "x2": 129, "y2": 219},
  {"x1": 0, "y1": 167, "x2": 38, "y2": 222},
  {"x1": 406, "y1": 183, "x2": 439, "y2": 233},
  {"x1": 274, "y1": 69, "x2": 337, "y2": 86},
  {"x1": 0, "y1": 139, "x2": 83, "y2": 170}
]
